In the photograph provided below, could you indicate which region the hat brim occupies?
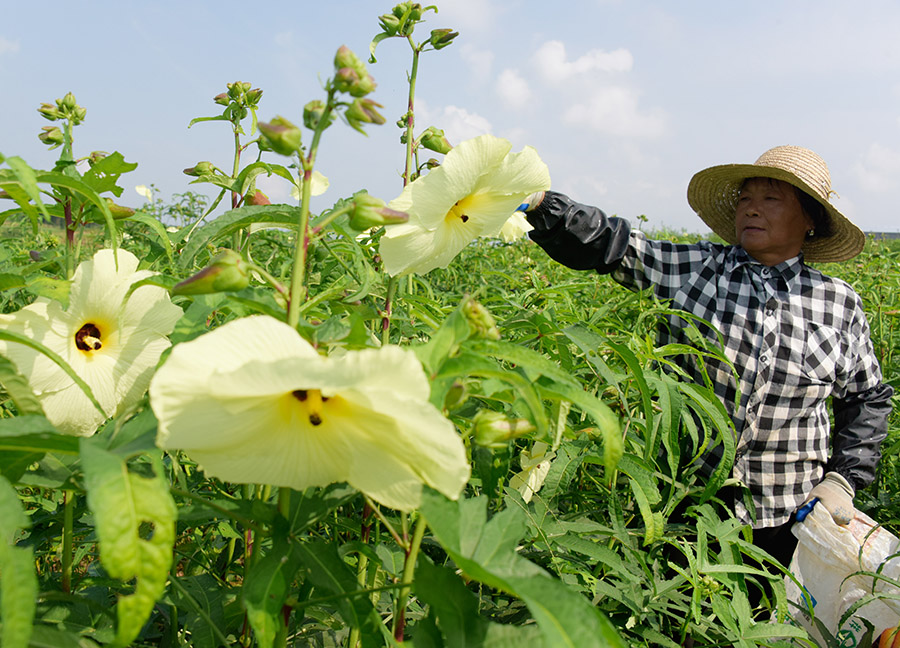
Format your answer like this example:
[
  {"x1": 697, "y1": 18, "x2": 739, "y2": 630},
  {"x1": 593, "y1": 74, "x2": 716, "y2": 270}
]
[{"x1": 686, "y1": 163, "x2": 865, "y2": 263}]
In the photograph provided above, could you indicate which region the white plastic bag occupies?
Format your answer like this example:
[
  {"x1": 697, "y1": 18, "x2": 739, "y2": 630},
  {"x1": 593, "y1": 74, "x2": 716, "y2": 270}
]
[{"x1": 786, "y1": 505, "x2": 900, "y2": 645}]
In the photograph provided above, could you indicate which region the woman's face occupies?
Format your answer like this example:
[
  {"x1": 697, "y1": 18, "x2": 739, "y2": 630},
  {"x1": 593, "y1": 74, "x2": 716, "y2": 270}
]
[{"x1": 734, "y1": 177, "x2": 813, "y2": 266}]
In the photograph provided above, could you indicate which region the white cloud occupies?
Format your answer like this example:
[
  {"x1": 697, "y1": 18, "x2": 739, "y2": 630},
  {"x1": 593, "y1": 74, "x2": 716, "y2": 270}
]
[
  {"x1": 853, "y1": 143, "x2": 900, "y2": 192},
  {"x1": 564, "y1": 86, "x2": 666, "y2": 138},
  {"x1": 0, "y1": 37, "x2": 19, "y2": 55},
  {"x1": 459, "y1": 43, "x2": 494, "y2": 83},
  {"x1": 416, "y1": 98, "x2": 493, "y2": 144},
  {"x1": 435, "y1": 0, "x2": 499, "y2": 34},
  {"x1": 496, "y1": 68, "x2": 531, "y2": 107},
  {"x1": 532, "y1": 40, "x2": 632, "y2": 83}
]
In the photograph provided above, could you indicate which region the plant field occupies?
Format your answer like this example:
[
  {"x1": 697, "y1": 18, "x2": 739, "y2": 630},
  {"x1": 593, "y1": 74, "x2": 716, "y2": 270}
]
[{"x1": 1, "y1": 4, "x2": 899, "y2": 647}]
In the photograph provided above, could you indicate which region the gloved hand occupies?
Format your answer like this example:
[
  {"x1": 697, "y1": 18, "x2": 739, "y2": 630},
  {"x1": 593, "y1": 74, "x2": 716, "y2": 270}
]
[
  {"x1": 802, "y1": 472, "x2": 855, "y2": 525},
  {"x1": 516, "y1": 191, "x2": 545, "y2": 212}
]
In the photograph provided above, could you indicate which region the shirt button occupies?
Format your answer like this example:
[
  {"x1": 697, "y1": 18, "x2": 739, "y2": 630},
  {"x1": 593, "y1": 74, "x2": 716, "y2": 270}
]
[
  {"x1": 760, "y1": 354, "x2": 769, "y2": 365},
  {"x1": 761, "y1": 268, "x2": 771, "y2": 277}
]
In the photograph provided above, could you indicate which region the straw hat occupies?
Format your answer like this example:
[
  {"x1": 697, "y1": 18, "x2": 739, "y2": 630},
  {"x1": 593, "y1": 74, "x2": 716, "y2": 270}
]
[{"x1": 686, "y1": 145, "x2": 865, "y2": 263}]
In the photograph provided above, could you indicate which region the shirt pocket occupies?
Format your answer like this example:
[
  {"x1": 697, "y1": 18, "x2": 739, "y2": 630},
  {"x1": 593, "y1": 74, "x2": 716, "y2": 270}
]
[{"x1": 781, "y1": 323, "x2": 844, "y2": 387}]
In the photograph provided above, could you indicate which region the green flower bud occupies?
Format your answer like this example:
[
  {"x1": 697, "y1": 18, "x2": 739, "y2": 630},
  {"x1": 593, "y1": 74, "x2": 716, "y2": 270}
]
[
  {"x1": 344, "y1": 98, "x2": 386, "y2": 134},
  {"x1": 392, "y1": 2, "x2": 423, "y2": 22},
  {"x1": 38, "y1": 126, "x2": 65, "y2": 149},
  {"x1": 173, "y1": 249, "x2": 250, "y2": 295},
  {"x1": 258, "y1": 116, "x2": 303, "y2": 156},
  {"x1": 333, "y1": 46, "x2": 376, "y2": 96},
  {"x1": 429, "y1": 28, "x2": 458, "y2": 50},
  {"x1": 37, "y1": 102, "x2": 61, "y2": 121},
  {"x1": 246, "y1": 88, "x2": 263, "y2": 105},
  {"x1": 73, "y1": 106, "x2": 87, "y2": 124},
  {"x1": 443, "y1": 381, "x2": 467, "y2": 410},
  {"x1": 60, "y1": 92, "x2": 78, "y2": 111},
  {"x1": 461, "y1": 298, "x2": 500, "y2": 340},
  {"x1": 214, "y1": 92, "x2": 230, "y2": 106},
  {"x1": 303, "y1": 100, "x2": 334, "y2": 130},
  {"x1": 226, "y1": 81, "x2": 250, "y2": 102},
  {"x1": 420, "y1": 126, "x2": 452, "y2": 155},
  {"x1": 334, "y1": 45, "x2": 363, "y2": 72},
  {"x1": 183, "y1": 161, "x2": 215, "y2": 177},
  {"x1": 245, "y1": 189, "x2": 270, "y2": 206},
  {"x1": 472, "y1": 410, "x2": 536, "y2": 449},
  {"x1": 104, "y1": 197, "x2": 135, "y2": 219},
  {"x1": 378, "y1": 13, "x2": 402, "y2": 35},
  {"x1": 88, "y1": 151, "x2": 108, "y2": 166},
  {"x1": 347, "y1": 190, "x2": 408, "y2": 230}
]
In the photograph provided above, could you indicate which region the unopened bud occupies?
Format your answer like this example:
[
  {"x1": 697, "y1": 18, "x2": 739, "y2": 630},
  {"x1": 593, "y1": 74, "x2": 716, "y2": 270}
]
[
  {"x1": 246, "y1": 189, "x2": 270, "y2": 206},
  {"x1": 347, "y1": 190, "x2": 408, "y2": 230},
  {"x1": 345, "y1": 98, "x2": 385, "y2": 134},
  {"x1": 73, "y1": 106, "x2": 87, "y2": 124},
  {"x1": 258, "y1": 116, "x2": 302, "y2": 156},
  {"x1": 38, "y1": 126, "x2": 65, "y2": 149},
  {"x1": 183, "y1": 161, "x2": 215, "y2": 177},
  {"x1": 392, "y1": 2, "x2": 423, "y2": 22},
  {"x1": 420, "y1": 126, "x2": 452, "y2": 155},
  {"x1": 333, "y1": 46, "x2": 376, "y2": 96},
  {"x1": 334, "y1": 45, "x2": 362, "y2": 72},
  {"x1": 303, "y1": 100, "x2": 334, "y2": 131},
  {"x1": 104, "y1": 198, "x2": 135, "y2": 219},
  {"x1": 246, "y1": 87, "x2": 263, "y2": 105},
  {"x1": 378, "y1": 13, "x2": 401, "y2": 35},
  {"x1": 88, "y1": 151, "x2": 108, "y2": 166},
  {"x1": 214, "y1": 92, "x2": 230, "y2": 106},
  {"x1": 429, "y1": 28, "x2": 458, "y2": 50},
  {"x1": 59, "y1": 92, "x2": 78, "y2": 111},
  {"x1": 173, "y1": 249, "x2": 250, "y2": 295},
  {"x1": 462, "y1": 298, "x2": 500, "y2": 340},
  {"x1": 472, "y1": 410, "x2": 536, "y2": 449},
  {"x1": 37, "y1": 102, "x2": 61, "y2": 121},
  {"x1": 443, "y1": 381, "x2": 467, "y2": 410}
]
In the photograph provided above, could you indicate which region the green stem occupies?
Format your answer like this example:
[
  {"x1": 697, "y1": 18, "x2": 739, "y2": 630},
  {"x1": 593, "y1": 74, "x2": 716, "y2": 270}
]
[
  {"x1": 403, "y1": 38, "x2": 420, "y2": 187},
  {"x1": 393, "y1": 515, "x2": 426, "y2": 641},
  {"x1": 287, "y1": 91, "x2": 336, "y2": 329},
  {"x1": 381, "y1": 276, "x2": 398, "y2": 346},
  {"x1": 62, "y1": 490, "x2": 74, "y2": 593},
  {"x1": 232, "y1": 126, "x2": 244, "y2": 250},
  {"x1": 278, "y1": 486, "x2": 291, "y2": 518}
]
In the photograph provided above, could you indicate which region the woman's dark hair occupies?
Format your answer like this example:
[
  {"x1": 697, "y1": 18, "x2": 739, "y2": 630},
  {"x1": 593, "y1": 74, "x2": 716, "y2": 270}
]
[{"x1": 793, "y1": 187, "x2": 832, "y2": 240}]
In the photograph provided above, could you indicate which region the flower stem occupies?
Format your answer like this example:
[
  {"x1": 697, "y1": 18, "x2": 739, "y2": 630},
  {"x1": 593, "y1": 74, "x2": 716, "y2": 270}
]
[
  {"x1": 402, "y1": 37, "x2": 420, "y2": 187},
  {"x1": 288, "y1": 90, "x2": 336, "y2": 329},
  {"x1": 393, "y1": 514, "x2": 426, "y2": 642},
  {"x1": 62, "y1": 489, "x2": 74, "y2": 593},
  {"x1": 381, "y1": 276, "x2": 398, "y2": 346}
]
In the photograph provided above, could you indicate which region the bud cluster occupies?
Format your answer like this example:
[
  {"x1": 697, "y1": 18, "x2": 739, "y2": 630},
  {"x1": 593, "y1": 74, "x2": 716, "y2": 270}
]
[
  {"x1": 378, "y1": 2, "x2": 425, "y2": 37},
  {"x1": 37, "y1": 92, "x2": 86, "y2": 126},
  {"x1": 213, "y1": 81, "x2": 263, "y2": 123},
  {"x1": 345, "y1": 98, "x2": 386, "y2": 134},
  {"x1": 332, "y1": 46, "x2": 376, "y2": 97}
]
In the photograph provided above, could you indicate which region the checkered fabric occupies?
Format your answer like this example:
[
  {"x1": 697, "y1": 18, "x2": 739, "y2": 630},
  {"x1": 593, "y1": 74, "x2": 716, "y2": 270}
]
[{"x1": 613, "y1": 233, "x2": 883, "y2": 526}]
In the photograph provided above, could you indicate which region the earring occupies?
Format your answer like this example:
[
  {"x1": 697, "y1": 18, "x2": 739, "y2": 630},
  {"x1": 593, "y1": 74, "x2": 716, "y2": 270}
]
[{"x1": 806, "y1": 228, "x2": 815, "y2": 239}]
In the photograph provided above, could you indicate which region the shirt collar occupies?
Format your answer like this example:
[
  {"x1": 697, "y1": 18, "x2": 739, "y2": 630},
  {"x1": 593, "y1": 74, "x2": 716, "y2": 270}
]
[{"x1": 725, "y1": 246, "x2": 804, "y2": 289}]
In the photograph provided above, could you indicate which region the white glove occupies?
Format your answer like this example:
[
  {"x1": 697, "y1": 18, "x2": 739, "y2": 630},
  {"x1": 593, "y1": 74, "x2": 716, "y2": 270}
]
[
  {"x1": 516, "y1": 191, "x2": 545, "y2": 212},
  {"x1": 803, "y1": 472, "x2": 855, "y2": 525}
]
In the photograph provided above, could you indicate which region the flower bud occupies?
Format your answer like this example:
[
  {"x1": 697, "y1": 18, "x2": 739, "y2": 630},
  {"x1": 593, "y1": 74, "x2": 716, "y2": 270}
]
[
  {"x1": 183, "y1": 161, "x2": 215, "y2": 177},
  {"x1": 37, "y1": 102, "x2": 61, "y2": 121},
  {"x1": 334, "y1": 45, "x2": 362, "y2": 72},
  {"x1": 333, "y1": 46, "x2": 376, "y2": 96},
  {"x1": 462, "y1": 298, "x2": 500, "y2": 340},
  {"x1": 104, "y1": 197, "x2": 135, "y2": 219},
  {"x1": 245, "y1": 189, "x2": 270, "y2": 206},
  {"x1": 258, "y1": 116, "x2": 302, "y2": 156},
  {"x1": 392, "y1": 2, "x2": 423, "y2": 22},
  {"x1": 60, "y1": 92, "x2": 78, "y2": 111},
  {"x1": 246, "y1": 87, "x2": 263, "y2": 105},
  {"x1": 344, "y1": 98, "x2": 386, "y2": 134},
  {"x1": 443, "y1": 381, "x2": 467, "y2": 410},
  {"x1": 378, "y1": 13, "x2": 401, "y2": 35},
  {"x1": 73, "y1": 106, "x2": 87, "y2": 124},
  {"x1": 347, "y1": 191, "x2": 408, "y2": 231},
  {"x1": 303, "y1": 100, "x2": 334, "y2": 131},
  {"x1": 38, "y1": 126, "x2": 65, "y2": 149},
  {"x1": 214, "y1": 92, "x2": 230, "y2": 106},
  {"x1": 88, "y1": 151, "x2": 108, "y2": 166},
  {"x1": 173, "y1": 249, "x2": 250, "y2": 295},
  {"x1": 429, "y1": 28, "x2": 458, "y2": 50},
  {"x1": 420, "y1": 126, "x2": 452, "y2": 155},
  {"x1": 472, "y1": 410, "x2": 536, "y2": 449}
]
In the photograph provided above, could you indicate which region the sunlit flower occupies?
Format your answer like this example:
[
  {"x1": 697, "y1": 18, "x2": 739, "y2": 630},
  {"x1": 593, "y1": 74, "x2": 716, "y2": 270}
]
[
  {"x1": 509, "y1": 442, "x2": 555, "y2": 503},
  {"x1": 498, "y1": 211, "x2": 533, "y2": 243},
  {"x1": 150, "y1": 315, "x2": 470, "y2": 511},
  {"x1": 0, "y1": 249, "x2": 183, "y2": 436},
  {"x1": 378, "y1": 134, "x2": 550, "y2": 276},
  {"x1": 289, "y1": 171, "x2": 330, "y2": 199},
  {"x1": 134, "y1": 184, "x2": 154, "y2": 203}
]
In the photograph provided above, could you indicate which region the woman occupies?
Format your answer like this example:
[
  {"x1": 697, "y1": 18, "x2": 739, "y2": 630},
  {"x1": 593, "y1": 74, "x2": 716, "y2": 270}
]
[{"x1": 520, "y1": 146, "x2": 894, "y2": 566}]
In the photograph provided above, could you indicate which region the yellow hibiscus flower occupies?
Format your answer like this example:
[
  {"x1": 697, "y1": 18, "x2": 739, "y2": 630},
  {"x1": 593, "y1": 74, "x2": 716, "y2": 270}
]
[
  {"x1": 150, "y1": 315, "x2": 470, "y2": 511},
  {"x1": 378, "y1": 134, "x2": 550, "y2": 276},
  {"x1": 0, "y1": 249, "x2": 183, "y2": 436}
]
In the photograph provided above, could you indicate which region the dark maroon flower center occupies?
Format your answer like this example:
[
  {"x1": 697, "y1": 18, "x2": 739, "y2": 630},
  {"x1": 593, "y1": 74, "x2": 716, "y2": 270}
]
[{"x1": 75, "y1": 323, "x2": 103, "y2": 351}]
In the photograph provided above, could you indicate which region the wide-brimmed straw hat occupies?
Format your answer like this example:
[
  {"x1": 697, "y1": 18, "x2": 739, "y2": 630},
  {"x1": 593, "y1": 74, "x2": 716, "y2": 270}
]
[{"x1": 686, "y1": 145, "x2": 865, "y2": 263}]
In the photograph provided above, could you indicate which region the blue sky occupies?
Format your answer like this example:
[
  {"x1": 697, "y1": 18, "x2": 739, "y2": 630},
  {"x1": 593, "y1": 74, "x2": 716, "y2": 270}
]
[{"x1": 2, "y1": 0, "x2": 899, "y2": 233}]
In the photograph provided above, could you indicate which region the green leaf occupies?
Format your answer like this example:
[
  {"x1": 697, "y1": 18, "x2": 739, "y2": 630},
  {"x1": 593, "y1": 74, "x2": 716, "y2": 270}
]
[
  {"x1": 294, "y1": 540, "x2": 381, "y2": 647},
  {"x1": 34, "y1": 171, "x2": 118, "y2": 245},
  {"x1": 0, "y1": 415, "x2": 77, "y2": 482},
  {"x1": 420, "y1": 491, "x2": 626, "y2": 648},
  {"x1": 0, "y1": 475, "x2": 37, "y2": 648},
  {"x1": 243, "y1": 536, "x2": 303, "y2": 648},
  {"x1": 168, "y1": 574, "x2": 231, "y2": 648},
  {"x1": 80, "y1": 151, "x2": 138, "y2": 197},
  {"x1": 413, "y1": 559, "x2": 488, "y2": 647},
  {"x1": 127, "y1": 211, "x2": 174, "y2": 262},
  {"x1": 466, "y1": 339, "x2": 577, "y2": 386},
  {"x1": 2, "y1": 156, "x2": 50, "y2": 224},
  {"x1": 80, "y1": 441, "x2": 176, "y2": 647},
  {"x1": 180, "y1": 205, "x2": 299, "y2": 266},
  {"x1": 188, "y1": 114, "x2": 231, "y2": 128},
  {"x1": 0, "y1": 355, "x2": 45, "y2": 415},
  {"x1": 24, "y1": 274, "x2": 71, "y2": 306},
  {"x1": 285, "y1": 483, "x2": 358, "y2": 535},
  {"x1": 0, "y1": 272, "x2": 26, "y2": 291}
]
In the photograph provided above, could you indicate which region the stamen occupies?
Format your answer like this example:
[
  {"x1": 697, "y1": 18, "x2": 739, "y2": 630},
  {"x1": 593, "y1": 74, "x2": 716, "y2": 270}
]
[
  {"x1": 292, "y1": 389, "x2": 327, "y2": 426},
  {"x1": 75, "y1": 323, "x2": 103, "y2": 352}
]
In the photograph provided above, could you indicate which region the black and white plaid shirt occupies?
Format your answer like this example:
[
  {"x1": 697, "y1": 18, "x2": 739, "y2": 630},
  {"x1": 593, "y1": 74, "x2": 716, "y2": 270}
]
[
  {"x1": 614, "y1": 234, "x2": 883, "y2": 526},
  {"x1": 526, "y1": 191, "x2": 888, "y2": 528}
]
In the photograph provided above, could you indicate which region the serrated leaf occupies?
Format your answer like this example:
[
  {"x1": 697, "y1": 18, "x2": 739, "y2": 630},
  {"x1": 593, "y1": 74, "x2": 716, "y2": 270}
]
[
  {"x1": 80, "y1": 441, "x2": 176, "y2": 647},
  {"x1": 0, "y1": 475, "x2": 37, "y2": 648},
  {"x1": 80, "y1": 151, "x2": 138, "y2": 197}
]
